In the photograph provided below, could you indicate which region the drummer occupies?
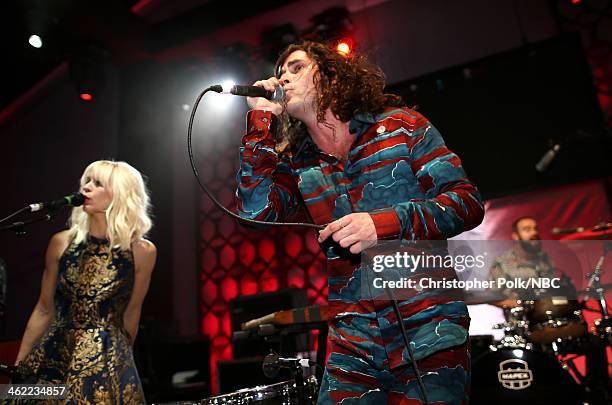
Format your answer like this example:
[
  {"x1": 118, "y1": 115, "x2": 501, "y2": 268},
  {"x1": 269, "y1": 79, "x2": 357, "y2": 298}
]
[
  {"x1": 488, "y1": 216, "x2": 610, "y2": 400},
  {"x1": 488, "y1": 216, "x2": 561, "y2": 306}
]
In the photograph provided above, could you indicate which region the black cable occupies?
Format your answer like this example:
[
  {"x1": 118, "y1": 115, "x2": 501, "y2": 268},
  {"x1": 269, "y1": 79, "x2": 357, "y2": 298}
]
[
  {"x1": 385, "y1": 286, "x2": 430, "y2": 405},
  {"x1": 187, "y1": 86, "x2": 323, "y2": 231}
]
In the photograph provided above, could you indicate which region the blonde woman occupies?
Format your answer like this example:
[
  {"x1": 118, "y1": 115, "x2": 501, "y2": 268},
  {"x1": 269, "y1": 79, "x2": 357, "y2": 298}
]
[{"x1": 14, "y1": 160, "x2": 156, "y2": 404}]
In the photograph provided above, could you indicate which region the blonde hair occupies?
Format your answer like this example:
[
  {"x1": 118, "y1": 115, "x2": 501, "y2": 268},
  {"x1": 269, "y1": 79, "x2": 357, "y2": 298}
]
[{"x1": 68, "y1": 160, "x2": 153, "y2": 251}]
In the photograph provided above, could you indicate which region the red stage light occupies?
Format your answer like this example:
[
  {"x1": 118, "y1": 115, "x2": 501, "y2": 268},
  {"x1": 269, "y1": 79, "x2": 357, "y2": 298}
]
[
  {"x1": 80, "y1": 93, "x2": 93, "y2": 101},
  {"x1": 336, "y1": 40, "x2": 351, "y2": 57},
  {"x1": 571, "y1": 0, "x2": 581, "y2": 4}
]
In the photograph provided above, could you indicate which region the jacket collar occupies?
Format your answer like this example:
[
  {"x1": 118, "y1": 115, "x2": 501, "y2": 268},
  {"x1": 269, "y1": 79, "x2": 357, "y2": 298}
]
[{"x1": 293, "y1": 112, "x2": 377, "y2": 159}]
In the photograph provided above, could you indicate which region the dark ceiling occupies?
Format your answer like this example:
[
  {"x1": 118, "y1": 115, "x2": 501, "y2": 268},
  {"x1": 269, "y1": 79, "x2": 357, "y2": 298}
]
[{"x1": 0, "y1": 0, "x2": 296, "y2": 111}]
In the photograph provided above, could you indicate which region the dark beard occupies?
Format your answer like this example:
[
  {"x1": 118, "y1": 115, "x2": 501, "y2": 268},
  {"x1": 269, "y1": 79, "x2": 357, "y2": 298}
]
[{"x1": 519, "y1": 239, "x2": 541, "y2": 254}]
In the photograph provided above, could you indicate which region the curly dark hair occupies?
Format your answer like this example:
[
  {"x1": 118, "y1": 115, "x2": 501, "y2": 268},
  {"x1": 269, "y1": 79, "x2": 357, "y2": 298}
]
[{"x1": 274, "y1": 41, "x2": 404, "y2": 154}]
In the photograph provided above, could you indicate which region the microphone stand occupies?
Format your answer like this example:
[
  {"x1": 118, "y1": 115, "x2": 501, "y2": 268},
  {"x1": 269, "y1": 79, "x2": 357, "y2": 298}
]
[
  {"x1": 262, "y1": 352, "x2": 309, "y2": 405},
  {"x1": 367, "y1": 241, "x2": 430, "y2": 405},
  {"x1": 0, "y1": 258, "x2": 6, "y2": 331},
  {"x1": 291, "y1": 361, "x2": 307, "y2": 405},
  {"x1": 0, "y1": 212, "x2": 55, "y2": 235},
  {"x1": 384, "y1": 286, "x2": 430, "y2": 405},
  {"x1": 584, "y1": 241, "x2": 611, "y2": 342}
]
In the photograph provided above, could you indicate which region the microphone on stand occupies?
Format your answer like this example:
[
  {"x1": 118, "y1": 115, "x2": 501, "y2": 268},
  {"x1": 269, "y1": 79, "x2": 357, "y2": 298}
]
[
  {"x1": 535, "y1": 143, "x2": 561, "y2": 172},
  {"x1": 28, "y1": 192, "x2": 85, "y2": 212},
  {"x1": 552, "y1": 226, "x2": 585, "y2": 235}
]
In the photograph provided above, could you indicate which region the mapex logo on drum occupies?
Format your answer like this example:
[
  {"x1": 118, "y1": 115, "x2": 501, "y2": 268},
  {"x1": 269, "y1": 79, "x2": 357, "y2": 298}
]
[{"x1": 497, "y1": 359, "x2": 534, "y2": 390}]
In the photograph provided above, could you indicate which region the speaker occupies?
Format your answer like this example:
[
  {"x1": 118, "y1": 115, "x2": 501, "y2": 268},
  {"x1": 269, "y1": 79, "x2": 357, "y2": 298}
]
[
  {"x1": 134, "y1": 329, "x2": 210, "y2": 402},
  {"x1": 229, "y1": 289, "x2": 310, "y2": 358}
]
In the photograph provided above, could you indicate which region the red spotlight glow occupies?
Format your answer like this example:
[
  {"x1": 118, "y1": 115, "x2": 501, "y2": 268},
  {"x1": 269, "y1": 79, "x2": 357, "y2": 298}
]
[
  {"x1": 79, "y1": 93, "x2": 93, "y2": 101},
  {"x1": 336, "y1": 40, "x2": 351, "y2": 57},
  {"x1": 571, "y1": 0, "x2": 581, "y2": 4}
]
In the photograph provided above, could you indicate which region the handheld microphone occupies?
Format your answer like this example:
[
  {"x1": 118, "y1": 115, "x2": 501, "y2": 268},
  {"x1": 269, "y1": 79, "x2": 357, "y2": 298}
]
[
  {"x1": 262, "y1": 352, "x2": 314, "y2": 378},
  {"x1": 29, "y1": 192, "x2": 85, "y2": 212},
  {"x1": 222, "y1": 85, "x2": 285, "y2": 102},
  {"x1": 535, "y1": 143, "x2": 561, "y2": 172}
]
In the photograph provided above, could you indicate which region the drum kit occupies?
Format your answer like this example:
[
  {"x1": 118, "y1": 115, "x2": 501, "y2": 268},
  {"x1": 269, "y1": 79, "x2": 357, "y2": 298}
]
[
  {"x1": 163, "y1": 225, "x2": 612, "y2": 405},
  {"x1": 470, "y1": 224, "x2": 612, "y2": 405}
]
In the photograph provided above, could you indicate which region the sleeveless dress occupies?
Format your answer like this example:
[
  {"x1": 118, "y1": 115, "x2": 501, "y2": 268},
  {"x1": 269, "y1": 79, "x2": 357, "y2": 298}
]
[{"x1": 16, "y1": 235, "x2": 145, "y2": 404}]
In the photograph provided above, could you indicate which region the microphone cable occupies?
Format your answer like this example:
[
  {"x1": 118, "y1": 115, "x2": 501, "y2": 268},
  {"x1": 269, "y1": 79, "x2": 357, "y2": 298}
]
[{"x1": 187, "y1": 86, "x2": 323, "y2": 231}]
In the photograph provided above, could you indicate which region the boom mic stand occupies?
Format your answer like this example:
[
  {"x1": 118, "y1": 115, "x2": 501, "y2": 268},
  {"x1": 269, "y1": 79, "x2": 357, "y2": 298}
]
[{"x1": 584, "y1": 241, "x2": 612, "y2": 345}]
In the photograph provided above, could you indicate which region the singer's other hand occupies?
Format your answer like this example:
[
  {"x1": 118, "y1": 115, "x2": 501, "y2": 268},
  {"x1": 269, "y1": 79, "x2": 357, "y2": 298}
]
[
  {"x1": 247, "y1": 77, "x2": 283, "y2": 115},
  {"x1": 318, "y1": 213, "x2": 378, "y2": 254}
]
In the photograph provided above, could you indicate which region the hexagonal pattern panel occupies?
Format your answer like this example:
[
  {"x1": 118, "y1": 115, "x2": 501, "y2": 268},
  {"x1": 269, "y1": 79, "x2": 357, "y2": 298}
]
[{"x1": 197, "y1": 128, "x2": 326, "y2": 394}]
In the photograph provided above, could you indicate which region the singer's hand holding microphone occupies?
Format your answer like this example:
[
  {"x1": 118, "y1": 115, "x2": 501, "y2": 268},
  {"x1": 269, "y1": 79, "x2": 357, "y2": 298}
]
[{"x1": 245, "y1": 77, "x2": 284, "y2": 116}]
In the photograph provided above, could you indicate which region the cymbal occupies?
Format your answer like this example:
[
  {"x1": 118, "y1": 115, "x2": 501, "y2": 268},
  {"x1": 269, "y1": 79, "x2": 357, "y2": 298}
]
[{"x1": 463, "y1": 290, "x2": 508, "y2": 305}]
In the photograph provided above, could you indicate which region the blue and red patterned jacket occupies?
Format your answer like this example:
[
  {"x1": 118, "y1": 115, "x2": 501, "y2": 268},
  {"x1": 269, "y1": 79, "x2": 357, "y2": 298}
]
[{"x1": 236, "y1": 107, "x2": 484, "y2": 370}]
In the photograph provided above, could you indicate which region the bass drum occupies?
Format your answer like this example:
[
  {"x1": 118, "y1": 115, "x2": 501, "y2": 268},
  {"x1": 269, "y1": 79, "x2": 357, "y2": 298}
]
[{"x1": 471, "y1": 348, "x2": 584, "y2": 405}]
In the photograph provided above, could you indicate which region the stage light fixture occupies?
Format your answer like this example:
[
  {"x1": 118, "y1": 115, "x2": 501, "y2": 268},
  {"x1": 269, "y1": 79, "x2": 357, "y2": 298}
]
[
  {"x1": 28, "y1": 34, "x2": 43, "y2": 48},
  {"x1": 69, "y1": 44, "x2": 108, "y2": 102},
  {"x1": 336, "y1": 40, "x2": 351, "y2": 56},
  {"x1": 303, "y1": 6, "x2": 355, "y2": 48}
]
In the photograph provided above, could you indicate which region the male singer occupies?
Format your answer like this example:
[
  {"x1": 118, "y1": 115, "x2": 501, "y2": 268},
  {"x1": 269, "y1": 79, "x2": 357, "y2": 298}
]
[{"x1": 235, "y1": 41, "x2": 484, "y2": 404}]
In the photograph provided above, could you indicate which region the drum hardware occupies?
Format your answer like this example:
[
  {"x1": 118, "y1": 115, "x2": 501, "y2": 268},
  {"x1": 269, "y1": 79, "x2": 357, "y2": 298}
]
[
  {"x1": 199, "y1": 375, "x2": 319, "y2": 405},
  {"x1": 579, "y1": 239, "x2": 611, "y2": 347},
  {"x1": 493, "y1": 302, "x2": 534, "y2": 350},
  {"x1": 594, "y1": 318, "x2": 612, "y2": 346},
  {"x1": 557, "y1": 354, "x2": 589, "y2": 387}
]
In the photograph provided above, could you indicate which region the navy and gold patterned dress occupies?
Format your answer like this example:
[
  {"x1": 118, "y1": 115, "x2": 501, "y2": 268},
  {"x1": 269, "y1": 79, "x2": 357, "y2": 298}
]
[{"x1": 17, "y1": 235, "x2": 145, "y2": 404}]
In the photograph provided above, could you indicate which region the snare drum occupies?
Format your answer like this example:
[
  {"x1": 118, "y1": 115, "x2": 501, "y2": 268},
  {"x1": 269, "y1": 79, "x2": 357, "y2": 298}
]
[{"x1": 200, "y1": 376, "x2": 318, "y2": 405}]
